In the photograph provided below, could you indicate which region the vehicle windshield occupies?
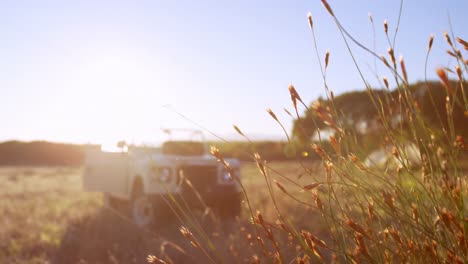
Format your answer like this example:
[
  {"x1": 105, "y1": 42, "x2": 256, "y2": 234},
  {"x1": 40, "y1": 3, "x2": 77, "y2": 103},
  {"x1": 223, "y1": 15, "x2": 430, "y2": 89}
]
[{"x1": 161, "y1": 141, "x2": 206, "y2": 156}]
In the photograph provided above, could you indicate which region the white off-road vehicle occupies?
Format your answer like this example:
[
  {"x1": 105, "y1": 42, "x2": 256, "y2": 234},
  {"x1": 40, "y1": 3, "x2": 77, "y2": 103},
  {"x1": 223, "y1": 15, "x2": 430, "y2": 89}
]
[{"x1": 82, "y1": 129, "x2": 242, "y2": 227}]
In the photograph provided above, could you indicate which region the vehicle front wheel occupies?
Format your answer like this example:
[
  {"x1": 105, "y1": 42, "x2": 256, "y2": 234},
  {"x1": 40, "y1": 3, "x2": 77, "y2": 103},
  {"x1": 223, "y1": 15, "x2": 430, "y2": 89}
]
[{"x1": 131, "y1": 180, "x2": 154, "y2": 228}]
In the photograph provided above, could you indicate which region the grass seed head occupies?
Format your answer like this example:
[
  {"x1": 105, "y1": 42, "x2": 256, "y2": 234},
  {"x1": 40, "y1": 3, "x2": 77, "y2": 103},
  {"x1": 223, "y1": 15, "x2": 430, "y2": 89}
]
[
  {"x1": 325, "y1": 50, "x2": 330, "y2": 69},
  {"x1": 456, "y1": 36, "x2": 468, "y2": 50},
  {"x1": 307, "y1": 12, "x2": 313, "y2": 29},
  {"x1": 254, "y1": 153, "x2": 267, "y2": 176},
  {"x1": 180, "y1": 226, "x2": 200, "y2": 248},
  {"x1": 455, "y1": 135, "x2": 465, "y2": 149},
  {"x1": 312, "y1": 143, "x2": 331, "y2": 161},
  {"x1": 455, "y1": 65, "x2": 462, "y2": 80},
  {"x1": 274, "y1": 179, "x2": 288, "y2": 194},
  {"x1": 411, "y1": 203, "x2": 419, "y2": 224},
  {"x1": 147, "y1": 255, "x2": 166, "y2": 264},
  {"x1": 288, "y1": 84, "x2": 304, "y2": 108},
  {"x1": 392, "y1": 146, "x2": 399, "y2": 159},
  {"x1": 436, "y1": 68, "x2": 453, "y2": 95},
  {"x1": 428, "y1": 34, "x2": 434, "y2": 51},
  {"x1": 321, "y1": 0, "x2": 334, "y2": 16},
  {"x1": 233, "y1": 125, "x2": 245, "y2": 137},
  {"x1": 383, "y1": 76, "x2": 389, "y2": 90},
  {"x1": 348, "y1": 153, "x2": 367, "y2": 171},
  {"x1": 399, "y1": 56, "x2": 408, "y2": 83},
  {"x1": 266, "y1": 108, "x2": 279, "y2": 122},
  {"x1": 302, "y1": 183, "x2": 322, "y2": 191},
  {"x1": 387, "y1": 47, "x2": 396, "y2": 65},
  {"x1": 381, "y1": 55, "x2": 390, "y2": 67},
  {"x1": 345, "y1": 218, "x2": 369, "y2": 238},
  {"x1": 447, "y1": 50, "x2": 458, "y2": 58},
  {"x1": 312, "y1": 191, "x2": 324, "y2": 212},
  {"x1": 210, "y1": 146, "x2": 222, "y2": 160},
  {"x1": 256, "y1": 210, "x2": 266, "y2": 227},
  {"x1": 444, "y1": 32, "x2": 453, "y2": 46}
]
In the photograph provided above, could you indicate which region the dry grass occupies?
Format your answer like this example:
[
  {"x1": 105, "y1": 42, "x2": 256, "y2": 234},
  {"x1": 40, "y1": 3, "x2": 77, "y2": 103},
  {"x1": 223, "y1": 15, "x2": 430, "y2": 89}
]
[{"x1": 0, "y1": 162, "x2": 330, "y2": 263}]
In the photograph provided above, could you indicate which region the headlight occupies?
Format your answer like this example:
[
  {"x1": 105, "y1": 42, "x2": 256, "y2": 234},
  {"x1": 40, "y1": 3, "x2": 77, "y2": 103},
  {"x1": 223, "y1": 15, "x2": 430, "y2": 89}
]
[
  {"x1": 220, "y1": 168, "x2": 239, "y2": 183},
  {"x1": 222, "y1": 171, "x2": 232, "y2": 182},
  {"x1": 151, "y1": 167, "x2": 172, "y2": 183},
  {"x1": 159, "y1": 168, "x2": 171, "y2": 183}
]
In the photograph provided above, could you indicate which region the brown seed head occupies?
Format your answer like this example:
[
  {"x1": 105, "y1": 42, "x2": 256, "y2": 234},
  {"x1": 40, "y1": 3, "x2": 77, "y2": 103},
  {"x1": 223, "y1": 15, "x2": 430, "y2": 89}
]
[
  {"x1": 399, "y1": 56, "x2": 408, "y2": 83},
  {"x1": 455, "y1": 135, "x2": 465, "y2": 149},
  {"x1": 444, "y1": 32, "x2": 453, "y2": 46},
  {"x1": 381, "y1": 191, "x2": 396, "y2": 212},
  {"x1": 325, "y1": 50, "x2": 330, "y2": 69},
  {"x1": 312, "y1": 143, "x2": 331, "y2": 161},
  {"x1": 180, "y1": 226, "x2": 200, "y2": 248},
  {"x1": 276, "y1": 219, "x2": 287, "y2": 231},
  {"x1": 312, "y1": 191, "x2": 324, "y2": 212},
  {"x1": 368, "y1": 13, "x2": 373, "y2": 23},
  {"x1": 254, "y1": 153, "x2": 266, "y2": 176},
  {"x1": 251, "y1": 255, "x2": 260, "y2": 264},
  {"x1": 456, "y1": 36, "x2": 468, "y2": 50},
  {"x1": 325, "y1": 161, "x2": 333, "y2": 184},
  {"x1": 288, "y1": 85, "x2": 302, "y2": 111},
  {"x1": 302, "y1": 183, "x2": 322, "y2": 191},
  {"x1": 307, "y1": 12, "x2": 313, "y2": 29},
  {"x1": 436, "y1": 68, "x2": 453, "y2": 95},
  {"x1": 389, "y1": 227, "x2": 402, "y2": 244},
  {"x1": 147, "y1": 255, "x2": 166, "y2": 264},
  {"x1": 233, "y1": 125, "x2": 245, "y2": 137},
  {"x1": 210, "y1": 146, "x2": 221, "y2": 160},
  {"x1": 348, "y1": 153, "x2": 367, "y2": 171},
  {"x1": 274, "y1": 179, "x2": 287, "y2": 194},
  {"x1": 456, "y1": 65, "x2": 462, "y2": 80},
  {"x1": 447, "y1": 50, "x2": 457, "y2": 58},
  {"x1": 266, "y1": 108, "x2": 279, "y2": 122},
  {"x1": 321, "y1": 0, "x2": 334, "y2": 16},
  {"x1": 428, "y1": 34, "x2": 434, "y2": 51},
  {"x1": 345, "y1": 218, "x2": 369, "y2": 238},
  {"x1": 411, "y1": 203, "x2": 419, "y2": 224},
  {"x1": 330, "y1": 135, "x2": 341, "y2": 156},
  {"x1": 354, "y1": 233, "x2": 370, "y2": 258},
  {"x1": 367, "y1": 201, "x2": 375, "y2": 220},
  {"x1": 288, "y1": 84, "x2": 303, "y2": 105},
  {"x1": 256, "y1": 210, "x2": 266, "y2": 227},
  {"x1": 383, "y1": 76, "x2": 389, "y2": 90},
  {"x1": 388, "y1": 48, "x2": 396, "y2": 65},
  {"x1": 384, "y1": 19, "x2": 388, "y2": 34},
  {"x1": 440, "y1": 208, "x2": 453, "y2": 232},
  {"x1": 392, "y1": 146, "x2": 399, "y2": 159},
  {"x1": 381, "y1": 55, "x2": 390, "y2": 68}
]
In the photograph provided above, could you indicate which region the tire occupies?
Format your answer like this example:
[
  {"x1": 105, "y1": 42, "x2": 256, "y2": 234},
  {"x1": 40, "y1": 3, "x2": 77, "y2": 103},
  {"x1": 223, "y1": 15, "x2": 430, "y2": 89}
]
[{"x1": 131, "y1": 179, "x2": 154, "y2": 228}]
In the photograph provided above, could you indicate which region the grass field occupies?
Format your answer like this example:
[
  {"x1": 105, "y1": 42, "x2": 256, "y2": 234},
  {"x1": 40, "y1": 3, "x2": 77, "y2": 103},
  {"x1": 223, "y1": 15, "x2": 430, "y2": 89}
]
[{"x1": 0, "y1": 161, "x2": 328, "y2": 263}]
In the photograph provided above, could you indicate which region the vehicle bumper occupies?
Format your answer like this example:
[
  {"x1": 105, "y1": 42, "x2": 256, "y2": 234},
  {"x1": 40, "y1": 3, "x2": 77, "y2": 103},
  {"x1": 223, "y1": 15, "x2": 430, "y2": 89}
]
[{"x1": 148, "y1": 185, "x2": 241, "y2": 208}]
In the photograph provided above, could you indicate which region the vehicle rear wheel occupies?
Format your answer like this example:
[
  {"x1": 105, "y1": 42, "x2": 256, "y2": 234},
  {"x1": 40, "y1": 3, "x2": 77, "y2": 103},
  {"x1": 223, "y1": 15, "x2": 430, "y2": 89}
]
[{"x1": 131, "y1": 180, "x2": 154, "y2": 228}]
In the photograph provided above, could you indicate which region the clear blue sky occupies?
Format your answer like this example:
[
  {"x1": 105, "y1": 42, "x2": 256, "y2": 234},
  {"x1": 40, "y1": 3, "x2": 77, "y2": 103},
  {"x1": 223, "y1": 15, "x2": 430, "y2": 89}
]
[{"x1": 1, "y1": 0, "x2": 467, "y2": 145}]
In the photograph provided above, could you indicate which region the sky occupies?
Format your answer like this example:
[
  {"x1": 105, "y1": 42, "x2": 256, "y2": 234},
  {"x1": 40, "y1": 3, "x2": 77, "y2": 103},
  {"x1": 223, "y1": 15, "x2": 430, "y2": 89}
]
[{"x1": 1, "y1": 0, "x2": 467, "y2": 146}]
